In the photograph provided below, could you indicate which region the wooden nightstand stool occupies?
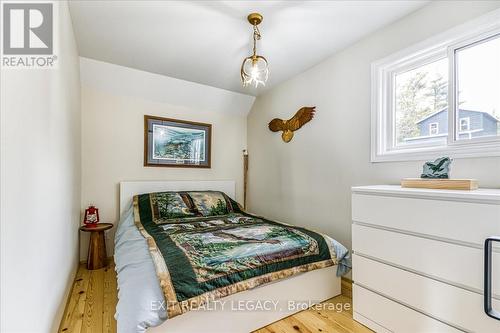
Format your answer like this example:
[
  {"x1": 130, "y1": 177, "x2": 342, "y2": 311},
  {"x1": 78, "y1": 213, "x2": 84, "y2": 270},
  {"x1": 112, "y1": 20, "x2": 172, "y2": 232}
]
[{"x1": 79, "y1": 223, "x2": 113, "y2": 270}]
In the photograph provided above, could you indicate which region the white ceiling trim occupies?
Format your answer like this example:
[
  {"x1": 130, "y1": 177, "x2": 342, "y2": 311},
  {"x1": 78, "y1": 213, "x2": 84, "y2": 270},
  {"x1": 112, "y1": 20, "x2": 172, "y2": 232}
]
[{"x1": 79, "y1": 57, "x2": 255, "y2": 116}]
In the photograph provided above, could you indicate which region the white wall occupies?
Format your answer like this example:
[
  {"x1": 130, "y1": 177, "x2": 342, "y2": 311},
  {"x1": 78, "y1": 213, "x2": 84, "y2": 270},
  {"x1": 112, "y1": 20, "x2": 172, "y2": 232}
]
[
  {"x1": 247, "y1": 1, "x2": 500, "y2": 265},
  {"x1": 80, "y1": 58, "x2": 254, "y2": 260},
  {"x1": 0, "y1": 1, "x2": 81, "y2": 332}
]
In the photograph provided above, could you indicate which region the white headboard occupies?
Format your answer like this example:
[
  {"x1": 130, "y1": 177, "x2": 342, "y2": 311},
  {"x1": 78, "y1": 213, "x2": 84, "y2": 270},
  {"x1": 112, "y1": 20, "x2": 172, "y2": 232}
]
[{"x1": 119, "y1": 180, "x2": 236, "y2": 217}]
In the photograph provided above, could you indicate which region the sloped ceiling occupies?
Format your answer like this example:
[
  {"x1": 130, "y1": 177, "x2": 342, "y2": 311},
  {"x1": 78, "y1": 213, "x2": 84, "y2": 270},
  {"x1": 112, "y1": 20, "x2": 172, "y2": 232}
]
[{"x1": 69, "y1": 0, "x2": 428, "y2": 96}]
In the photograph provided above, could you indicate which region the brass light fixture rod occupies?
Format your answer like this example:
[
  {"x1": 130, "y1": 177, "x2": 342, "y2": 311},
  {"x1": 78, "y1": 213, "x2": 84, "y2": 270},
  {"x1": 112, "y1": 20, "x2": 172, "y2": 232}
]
[{"x1": 247, "y1": 13, "x2": 263, "y2": 61}]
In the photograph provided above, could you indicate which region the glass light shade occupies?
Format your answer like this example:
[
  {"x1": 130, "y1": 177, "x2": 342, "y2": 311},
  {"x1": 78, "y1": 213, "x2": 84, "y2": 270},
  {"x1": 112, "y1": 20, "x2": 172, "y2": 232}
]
[{"x1": 241, "y1": 55, "x2": 269, "y2": 88}]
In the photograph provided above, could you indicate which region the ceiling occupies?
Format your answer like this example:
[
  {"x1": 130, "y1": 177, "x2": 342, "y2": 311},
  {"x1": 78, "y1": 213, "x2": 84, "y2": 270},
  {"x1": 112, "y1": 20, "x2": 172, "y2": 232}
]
[{"x1": 69, "y1": 1, "x2": 428, "y2": 96}]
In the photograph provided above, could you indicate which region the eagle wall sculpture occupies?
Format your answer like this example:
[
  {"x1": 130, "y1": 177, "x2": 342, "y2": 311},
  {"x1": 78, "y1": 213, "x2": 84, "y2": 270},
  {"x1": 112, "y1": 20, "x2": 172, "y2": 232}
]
[{"x1": 268, "y1": 106, "x2": 316, "y2": 142}]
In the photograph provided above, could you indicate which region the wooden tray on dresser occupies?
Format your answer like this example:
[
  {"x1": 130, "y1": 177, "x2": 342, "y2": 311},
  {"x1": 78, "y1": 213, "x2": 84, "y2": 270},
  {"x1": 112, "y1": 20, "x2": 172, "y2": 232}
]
[{"x1": 401, "y1": 178, "x2": 478, "y2": 190}]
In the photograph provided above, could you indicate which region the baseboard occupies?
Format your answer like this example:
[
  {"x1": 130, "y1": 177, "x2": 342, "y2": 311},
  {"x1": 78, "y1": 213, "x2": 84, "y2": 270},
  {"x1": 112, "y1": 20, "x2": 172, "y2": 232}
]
[{"x1": 56, "y1": 259, "x2": 80, "y2": 332}]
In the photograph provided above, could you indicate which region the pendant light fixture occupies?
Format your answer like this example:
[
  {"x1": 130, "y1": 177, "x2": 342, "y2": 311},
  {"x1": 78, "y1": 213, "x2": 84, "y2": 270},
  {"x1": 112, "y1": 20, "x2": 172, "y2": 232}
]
[{"x1": 241, "y1": 13, "x2": 269, "y2": 88}]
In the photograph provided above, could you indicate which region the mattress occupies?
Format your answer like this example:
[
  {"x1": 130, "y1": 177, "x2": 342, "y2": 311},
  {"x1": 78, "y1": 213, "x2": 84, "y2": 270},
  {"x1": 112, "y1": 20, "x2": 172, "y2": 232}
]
[{"x1": 114, "y1": 201, "x2": 350, "y2": 332}]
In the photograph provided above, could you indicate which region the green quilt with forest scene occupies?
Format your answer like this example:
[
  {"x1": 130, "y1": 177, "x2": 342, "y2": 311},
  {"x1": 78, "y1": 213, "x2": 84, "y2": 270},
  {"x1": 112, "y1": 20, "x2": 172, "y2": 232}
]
[{"x1": 133, "y1": 191, "x2": 339, "y2": 319}]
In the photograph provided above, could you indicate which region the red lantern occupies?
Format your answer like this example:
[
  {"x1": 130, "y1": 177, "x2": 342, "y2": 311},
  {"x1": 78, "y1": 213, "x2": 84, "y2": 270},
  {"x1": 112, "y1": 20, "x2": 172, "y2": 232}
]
[{"x1": 84, "y1": 205, "x2": 100, "y2": 227}]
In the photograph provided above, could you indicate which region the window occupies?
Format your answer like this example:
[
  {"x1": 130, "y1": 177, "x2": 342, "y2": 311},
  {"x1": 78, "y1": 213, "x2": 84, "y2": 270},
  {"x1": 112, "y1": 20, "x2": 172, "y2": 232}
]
[
  {"x1": 459, "y1": 117, "x2": 470, "y2": 132},
  {"x1": 372, "y1": 9, "x2": 500, "y2": 162},
  {"x1": 454, "y1": 35, "x2": 500, "y2": 141},
  {"x1": 394, "y1": 58, "x2": 448, "y2": 146},
  {"x1": 429, "y1": 123, "x2": 439, "y2": 136}
]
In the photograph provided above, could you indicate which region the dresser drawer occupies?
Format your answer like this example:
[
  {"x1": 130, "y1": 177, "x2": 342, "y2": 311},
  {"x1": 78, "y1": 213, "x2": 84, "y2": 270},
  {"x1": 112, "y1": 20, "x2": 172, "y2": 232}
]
[
  {"x1": 353, "y1": 284, "x2": 461, "y2": 333},
  {"x1": 352, "y1": 224, "x2": 500, "y2": 296},
  {"x1": 353, "y1": 254, "x2": 500, "y2": 333},
  {"x1": 352, "y1": 193, "x2": 500, "y2": 246}
]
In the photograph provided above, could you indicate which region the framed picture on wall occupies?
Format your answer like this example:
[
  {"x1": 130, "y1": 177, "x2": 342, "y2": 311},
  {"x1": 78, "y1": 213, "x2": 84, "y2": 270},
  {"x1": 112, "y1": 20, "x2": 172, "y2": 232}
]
[{"x1": 144, "y1": 115, "x2": 211, "y2": 168}]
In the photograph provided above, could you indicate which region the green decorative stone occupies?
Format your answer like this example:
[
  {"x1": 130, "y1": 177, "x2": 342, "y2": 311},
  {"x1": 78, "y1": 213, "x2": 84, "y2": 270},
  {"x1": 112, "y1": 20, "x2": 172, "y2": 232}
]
[{"x1": 421, "y1": 157, "x2": 451, "y2": 179}]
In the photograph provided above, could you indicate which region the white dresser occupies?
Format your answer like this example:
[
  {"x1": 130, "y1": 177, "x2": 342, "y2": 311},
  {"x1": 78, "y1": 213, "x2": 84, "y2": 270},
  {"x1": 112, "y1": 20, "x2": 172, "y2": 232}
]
[{"x1": 351, "y1": 185, "x2": 500, "y2": 333}]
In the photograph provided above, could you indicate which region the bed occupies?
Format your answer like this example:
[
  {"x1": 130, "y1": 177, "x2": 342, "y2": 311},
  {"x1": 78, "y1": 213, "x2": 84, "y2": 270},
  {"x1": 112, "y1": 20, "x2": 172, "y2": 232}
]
[{"x1": 115, "y1": 180, "x2": 350, "y2": 333}]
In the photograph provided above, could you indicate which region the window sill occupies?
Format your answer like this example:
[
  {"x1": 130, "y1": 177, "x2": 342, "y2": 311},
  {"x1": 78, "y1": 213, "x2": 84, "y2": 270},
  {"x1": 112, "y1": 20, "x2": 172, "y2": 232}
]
[{"x1": 371, "y1": 141, "x2": 500, "y2": 162}]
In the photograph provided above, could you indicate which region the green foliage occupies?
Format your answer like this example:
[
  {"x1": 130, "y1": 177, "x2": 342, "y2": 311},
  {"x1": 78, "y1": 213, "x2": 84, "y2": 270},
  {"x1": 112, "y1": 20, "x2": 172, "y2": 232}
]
[
  {"x1": 208, "y1": 199, "x2": 228, "y2": 216},
  {"x1": 265, "y1": 226, "x2": 299, "y2": 240},
  {"x1": 396, "y1": 72, "x2": 448, "y2": 143},
  {"x1": 154, "y1": 193, "x2": 191, "y2": 219},
  {"x1": 153, "y1": 131, "x2": 205, "y2": 160},
  {"x1": 170, "y1": 223, "x2": 313, "y2": 280},
  {"x1": 426, "y1": 75, "x2": 448, "y2": 111},
  {"x1": 155, "y1": 141, "x2": 192, "y2": 159}
]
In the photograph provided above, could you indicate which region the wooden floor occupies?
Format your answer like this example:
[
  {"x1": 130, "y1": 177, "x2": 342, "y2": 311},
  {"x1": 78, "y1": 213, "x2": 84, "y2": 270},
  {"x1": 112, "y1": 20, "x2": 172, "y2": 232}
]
[
  {"x1": 59, "y1": 262, "x2": 372, "y2": 333},
  {"x1": 59, "y1": 262, "x2": 117, "y2": 333},
  {"x1": 252, "y1": 295, "x2": 372, "y2": 333}
]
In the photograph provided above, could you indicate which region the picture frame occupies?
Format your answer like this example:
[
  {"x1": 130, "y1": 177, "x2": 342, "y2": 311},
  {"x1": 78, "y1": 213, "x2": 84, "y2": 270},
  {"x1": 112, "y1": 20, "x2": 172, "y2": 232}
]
[{"x1": 144, "y1": 115, "x2": 212, "y2": 168}]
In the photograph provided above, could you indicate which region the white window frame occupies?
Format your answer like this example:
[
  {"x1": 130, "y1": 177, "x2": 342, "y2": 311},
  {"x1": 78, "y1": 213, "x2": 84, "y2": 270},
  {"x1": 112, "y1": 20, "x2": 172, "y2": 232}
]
[
  {"x1": 459, "y1": 117, "x2": 470, "y2": 132},
  {"x1": 371, "y1": 9, "x2": 500, "y2": 162},
  {"x1": 429, "y1": 122, "x2": 439, "y2": 136}
]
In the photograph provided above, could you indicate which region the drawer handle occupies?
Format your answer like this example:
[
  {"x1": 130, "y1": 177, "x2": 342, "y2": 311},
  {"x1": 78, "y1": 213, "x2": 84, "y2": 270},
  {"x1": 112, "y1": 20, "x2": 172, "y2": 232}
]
[{"x1": 485, "y1": 237, "x2": 500, "y2": 321}]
